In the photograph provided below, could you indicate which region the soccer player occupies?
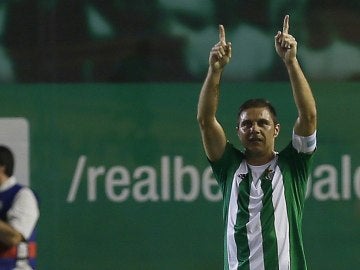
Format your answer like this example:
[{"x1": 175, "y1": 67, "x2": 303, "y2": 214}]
[
  {"x1": 197, "y1": 15, "x2": 317, "y2": 269},
  {"x1": 0, "y1": 145, "x2": 39, "y2": 270}
]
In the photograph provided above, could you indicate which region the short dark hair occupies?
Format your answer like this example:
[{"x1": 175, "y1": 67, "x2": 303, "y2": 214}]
[
  {"x1": 0, "y1": 145, "x2": 14, "y2": 177},
  {"x1": 237, "y1": 98, "x2": 278, "y2": 127}
]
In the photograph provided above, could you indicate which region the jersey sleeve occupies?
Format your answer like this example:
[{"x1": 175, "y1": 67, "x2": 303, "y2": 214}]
[
  {"x1": 208, "y1": 142, "x2": 243, "y2": 193},
  {"x1": 292, "y1": 130, "x2": 317, "y2": 153},
  {"x1": 280, "y1": 141, "x2": 316, "y2": 185},
  {"x1": 278, "y1": 141, "x2": 316, "y2": 217},
  {"x1": 7, "y1": 187, "x2": 39, "y2": 240}
]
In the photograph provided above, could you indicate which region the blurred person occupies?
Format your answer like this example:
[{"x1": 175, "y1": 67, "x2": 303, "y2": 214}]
[
  {"x1": 160, "y1": 0, "x2": 275, "y2": 81},
  {"x1": 197, "y1": 15, "x2": 316, "y2": 269},
  {"x1": 0, "y1": 146, "x2": 39, "y2": 270},
  {"x1": 300, "y1": 0, "x2": 360, "y2": 80}
]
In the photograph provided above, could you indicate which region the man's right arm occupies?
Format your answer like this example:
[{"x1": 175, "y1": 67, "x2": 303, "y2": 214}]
[{"x1": 197, "y1": 25, "x2": 231, "y2": 162}]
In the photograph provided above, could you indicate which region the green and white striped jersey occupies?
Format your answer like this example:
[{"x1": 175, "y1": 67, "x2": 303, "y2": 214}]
[{"x1": 210, "y1": 142, "x2": 315, "y2": 270}]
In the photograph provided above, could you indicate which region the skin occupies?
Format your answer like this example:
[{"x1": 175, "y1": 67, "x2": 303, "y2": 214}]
[
  {"x1": 237, "y1": 108, "x2": 280, "y2": 165},
  {"x1": 197, "y1": 15, "x2": 317, "y2": 164}
]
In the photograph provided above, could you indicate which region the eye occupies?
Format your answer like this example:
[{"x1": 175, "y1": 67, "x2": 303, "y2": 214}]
[
  {"x1": 240, "y1": 120, "x2": 252, "y2": 128},
  {"x1": 258, "y1": 119, "x2": 270, "y2": 127}
]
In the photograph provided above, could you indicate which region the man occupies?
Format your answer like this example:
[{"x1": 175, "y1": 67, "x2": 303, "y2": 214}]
[
  {"x1": 0, "y1": 145, "x2": 39, "y2": 270},
  {"x1": 197, "y1": 15, "x2": 317, "y2": 270}
]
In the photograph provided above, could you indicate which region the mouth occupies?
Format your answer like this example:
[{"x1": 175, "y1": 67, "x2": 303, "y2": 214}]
[
  {"x1": 248, "y1": 137, "x2": 263, "y2": 143},
  {"x1": 249, "y1": 136, "x2": 262, "y2": 142}
]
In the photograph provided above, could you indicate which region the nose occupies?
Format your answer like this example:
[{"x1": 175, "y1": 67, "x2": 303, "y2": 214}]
[{"x1": 250, "y1": 122, "x2": 260, "y2": 133}]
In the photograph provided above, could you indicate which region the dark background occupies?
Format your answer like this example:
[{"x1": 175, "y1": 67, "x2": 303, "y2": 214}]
[{"x1": 0, "y1": 0, "x2": 358, "y2": 83}]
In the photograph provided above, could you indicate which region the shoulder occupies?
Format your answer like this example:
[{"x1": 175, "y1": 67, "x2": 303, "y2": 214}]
[
  {"x1": 278, "y1": 141, "x2": 315, "y2": 177},
  {"x1": 280, "y1": 141, "x2": 315, "y2": 159},
  {"x1": 14, "y1": 186, "x2": 39, "y2": 206},
  {"x1": 209, "y1": 142, "x2": 244, "y2": 181},
  {"x1": 209, "y1": 141, "x2": 244, "y2": 168}
]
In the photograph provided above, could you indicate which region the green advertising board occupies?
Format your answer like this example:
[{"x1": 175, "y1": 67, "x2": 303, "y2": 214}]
[{"x1": 0, "y1": 82, "x2": 359, "y2": 269}]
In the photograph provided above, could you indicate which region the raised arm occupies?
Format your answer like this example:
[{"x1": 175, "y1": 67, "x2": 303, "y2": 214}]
[
  {"x1": 197, "y1": 25, "x2": 232, "y2": 161},
  {"x1": 275, "y1": 15, "x2": 317, "y2": 136}
]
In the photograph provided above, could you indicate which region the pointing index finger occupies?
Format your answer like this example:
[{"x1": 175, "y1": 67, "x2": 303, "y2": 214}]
[
  {"x1": 219, "y1": 24, "x2": 226, "y2": 44},
  {"x1": 282, "y1": 15, "x2": 289, "y2": 34}
]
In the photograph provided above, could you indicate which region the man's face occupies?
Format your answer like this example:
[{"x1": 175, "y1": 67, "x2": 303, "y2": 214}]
[{"x1": 237, "y1": 107, "x2": 280, "y2": 156}]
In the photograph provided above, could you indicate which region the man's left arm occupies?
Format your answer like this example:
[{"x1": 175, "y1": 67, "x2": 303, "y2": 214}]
[
  {"x1": 0, "y1": 188, "x2": 39, "y2": 248},
  {"x1": 0, "y1": 220, "x2": 23, "y2": 247},
  {"x1": 275, "y1": 15, "x2": 317, "y2": 137},
  {"x1": 286, "y1": 59, "x2": 317, "y2": 136}
]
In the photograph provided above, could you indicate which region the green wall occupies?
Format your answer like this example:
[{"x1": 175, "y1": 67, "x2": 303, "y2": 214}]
[{"x1": 1, "y1": 82, "x2": 359, "y2": 269}]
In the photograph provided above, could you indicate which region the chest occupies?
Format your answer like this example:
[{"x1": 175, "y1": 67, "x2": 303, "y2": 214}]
[{"x1": 0, "y1": 185, "x2": 22, "y2": 219}]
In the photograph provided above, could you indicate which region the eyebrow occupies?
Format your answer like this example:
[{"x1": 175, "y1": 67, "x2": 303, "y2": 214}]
[{"x1": 240, "y1": 118, "x2": 271, "y2": 125}]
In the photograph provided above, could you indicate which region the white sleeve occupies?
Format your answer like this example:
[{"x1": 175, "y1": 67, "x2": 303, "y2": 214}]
[
  {"x1": 292, "y1": 130, "x2": 317, "y2": 153},
  {"x1": 7, "y1": 187, "x2": 39, "y2": 240}
]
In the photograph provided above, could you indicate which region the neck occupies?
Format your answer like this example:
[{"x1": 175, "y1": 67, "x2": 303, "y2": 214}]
[
  {"x1": 0, "y1": 174, "x2": 9, "y2": 185},
  {"x1": 245, "y1": 150, "x2": 275, "y2": 166}
]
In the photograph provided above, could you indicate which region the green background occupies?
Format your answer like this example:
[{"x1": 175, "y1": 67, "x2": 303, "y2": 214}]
[{"x1": 1, "y1": 82, "x2": 359, "y2": 269}]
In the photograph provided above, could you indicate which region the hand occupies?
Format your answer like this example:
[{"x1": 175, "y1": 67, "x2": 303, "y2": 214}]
[
  {"x1": 209, "y1": 25, "x2": 232, "y2": 72},
  {"x1": 275, "y1": 15, "x2": 297, "y2": 64}
]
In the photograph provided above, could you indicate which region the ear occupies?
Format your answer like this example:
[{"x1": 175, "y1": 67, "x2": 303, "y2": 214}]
[{"x1": 274, "y1": 123, "x2": 280, "y2": 138}]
